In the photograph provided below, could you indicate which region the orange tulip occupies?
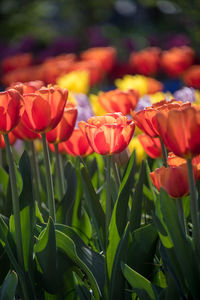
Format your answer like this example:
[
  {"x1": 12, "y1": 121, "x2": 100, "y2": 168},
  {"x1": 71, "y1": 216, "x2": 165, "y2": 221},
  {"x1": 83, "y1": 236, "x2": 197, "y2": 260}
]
[
  {"x1": 167, "y1": 152, "x2": 200, "y2": 180},
  {"x1": 98, "y1": 89, "x2": 139, "y2": 115},
  {"x1": 60, "y1": 128, "x2": 93, "y2": 156},
  {"x1": 42, "y1": 54, "x2": 76, "y2": 84},
  {"x1": 0, "y1": 89, "x2": 24, "y2": 134},
  {"x1": 138, "y1": 134, "x2": 162, "y2": 158},
  {"x1": 10, "y1": 80, "x2": 44, "y2": 94},
  {"x1": 69, "y1": 60, "x2": 104, "y2": 86},
  {"x1": 79, "y1": 112, "x2": 135, "y2": 155},
  {"x1": 156, "y1": 106, "x2": 200, "y2": 159},
  {"x1": 150, "y1": 164, "x2": 192, "y2": 198},
  {"x1": 22, "y1": 85, "x2": 68, "y2": 133},
  {"x1": 132, "y1": 99, "x2": 191, "y2": 137},
  {"x1": 46, "y1": 103, "x2": 77, "y2": 144},
  {"x1": 129, "y1": 47, "x2": 161, "y2": 76},
  {"x1": 81, "y1": 47, "x2": 116, "y2": 73},
  {"x1": 146, "y1": 77, "x2": 163, "y2": 94},
  {"x1": 161, "y1": 46, "x2": 194, "y2": 77},
  {"x1": 183, "y1": 65, "x2": 200, "y2": 89}
]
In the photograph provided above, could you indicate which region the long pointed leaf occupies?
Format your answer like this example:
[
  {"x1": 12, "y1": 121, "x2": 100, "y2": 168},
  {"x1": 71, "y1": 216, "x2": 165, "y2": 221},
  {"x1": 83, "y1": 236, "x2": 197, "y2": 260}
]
[{"x1": 107, "y1": 151, "x2": 136, "y2": 279}]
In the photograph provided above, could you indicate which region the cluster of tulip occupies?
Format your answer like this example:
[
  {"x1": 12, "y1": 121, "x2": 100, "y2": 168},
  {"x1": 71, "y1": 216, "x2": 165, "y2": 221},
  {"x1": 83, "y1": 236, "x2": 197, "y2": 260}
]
[
  {"x1": 1, "y1": 45, "x2": 200, "y2": 88},
  {"x1": 1, "y1": 45, "x2": 200, "y2": 299}
]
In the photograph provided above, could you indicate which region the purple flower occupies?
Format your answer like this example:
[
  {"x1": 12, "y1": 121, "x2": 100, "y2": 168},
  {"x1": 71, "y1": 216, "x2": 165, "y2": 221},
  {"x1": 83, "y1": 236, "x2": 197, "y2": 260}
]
[
  {"x1": 73, "y1": 93, "x2": 94, "y2": 127},
  {"x1": 174, "y1": 87, "x2": 196, "y2": 103},
  {"x1": 135, "y1": 95, "x2": 151, "y2": 112}
]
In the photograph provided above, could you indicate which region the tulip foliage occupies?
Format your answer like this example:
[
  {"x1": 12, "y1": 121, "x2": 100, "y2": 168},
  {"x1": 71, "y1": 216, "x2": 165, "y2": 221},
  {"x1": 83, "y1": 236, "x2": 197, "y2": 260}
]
[{"x1": 1, "y1": 80, "x2": 200, "y2": 300}]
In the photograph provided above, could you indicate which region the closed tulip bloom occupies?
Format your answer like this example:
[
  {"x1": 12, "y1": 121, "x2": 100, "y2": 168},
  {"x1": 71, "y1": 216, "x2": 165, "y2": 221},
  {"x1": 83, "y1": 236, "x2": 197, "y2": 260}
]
[
  {"x1": 150, "y1": 164, "x2": 194, "y2": 198},
  {"x1": 161, "y1": 46, "x2": 194, "y2": 77},
  {"x1": 98, "y1": 89, "x2": 139, "y2": 115},
  {"x1": 12, "y1": 118, "x2": 41, "y2": 141},
  {"x1": 138, "y1": 134, "x2": 162, "y2": 158},
  {"x1": 129, "y1": 47, "x2": 161, "y2": 76},
  {"x1": 81, "y1": 47, "x2": 116, "y2": 73},
  {"x1": 61, "y1": 128, "x2": 93, "y2": 156},
  {"x1": 156, "y1": 106, "x2": 200, "y2": 158},
  {"x1": 22, "y1": 85, "x2": 68, "y2": 133},
  {"x1": 69, "y1": 60, "x2": 104, "y2": 86},
  {"x1": 79, "y1": 112, "x2": 135, "y2": 155},
  {"x1": 0, "y1": 89, "x2": 24, "y2": 134},
  {"x1": 132, "y1": 99, "x2": 191, "y2": 137},
  {"x1": 183, "y1": 65, "x2": 200, "y2": 89},
  {"x1": 46, "y1": 103, "x2": 77, "y2": 144},
  {"x1": 2, "y1": 53, "x2": 33, "y2": 73}
]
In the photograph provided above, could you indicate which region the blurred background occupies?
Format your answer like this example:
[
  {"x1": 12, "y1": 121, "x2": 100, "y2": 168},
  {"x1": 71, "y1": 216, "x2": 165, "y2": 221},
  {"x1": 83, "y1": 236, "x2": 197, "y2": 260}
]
[{"x1": 0, "y1": 0, "x2": 200, "y2": 61}]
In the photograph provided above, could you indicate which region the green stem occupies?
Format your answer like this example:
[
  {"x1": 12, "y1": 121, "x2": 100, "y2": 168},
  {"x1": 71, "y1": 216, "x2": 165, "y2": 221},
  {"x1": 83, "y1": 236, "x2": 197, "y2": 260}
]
[
  {"x1": 159, "y1": 137, "x2": 168, "y2": 167},
  {"x1": 111, "y1": 156, "x2": 121, "y2": 190},
  {"x1": 176, "y1": 198, "x2": 186, "y2": 236},
  {"x1": 105, "y1": 155, "x2": 111, "y2": 300},
  {"x1": 55, "y1": 143, "x2": 65, "y2": 200},
  {"x1": 30, "y1": 141, "x2": 41, "y2": 205},
  {"x1": 187, "y1": 158, "x2": 200, "y2": 255},
  {"x1": 4, "y1": 134, "x2": 24, "y2": 267},
  {"x1": 41, "y1": 133, "x2": 56, "y2": 222},
  {"x1": 4, "y1": 134, "x2": 31, "y2": 299},
  {"x1": 105, "y1": 155, "x2": 112, "y2": 235}
]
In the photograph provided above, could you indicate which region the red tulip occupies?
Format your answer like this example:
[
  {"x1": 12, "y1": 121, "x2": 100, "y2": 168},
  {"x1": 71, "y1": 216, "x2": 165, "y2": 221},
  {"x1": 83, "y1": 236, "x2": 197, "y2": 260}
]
[
  {"x1": 2, "y1": 53, "x2": 33, "y2": 73},
  {"x1": 79, "y1": 112, "x2": 135, "y2": 155},
  {"x1": 161, "y1": 46, "x2": 194, "y2": 77},
  {"x1": 46, "y1": 103, "x2": 77, "y2": 144},
  {"x1": 2, "y1": 65, "x2": 44, "y2": 86},
  {"x1": 156, "y1": 106, "x2": 200, "y2": 159},
  {"x1": 129, "y1": 47, "x2": 161, "y2": 76},
  {"x1": 98, "y1": 89, "x2": 139, "y2": 115},
  {"x1": 150, "y1": 164, "x2": 194, "y2": 198},
  {"x1": 138, "y1": 134, "x2": 162, "y2": 158},
  {"x1": 132, "y1": 99, "x2": 191, "y2": 137},
  {"x1": 81, "y1": 47, "x2": 116, "y2": 73},
  {"x1": 183, "y1": 65, "x2": 200, "y2": 89},
  {"x1": 0, "y1": 132, "x2": 17, "y2": 148},
  {"x1": 60, "y1": 128, "x2": 93, "y2": 156},
  {"x1": 0, "y1": 89, "x2": 24, "y2": 134},
  {"x1": 22, "y1": 85, "x2": 68, "y2": 133},
  {"x1": 12, "y1": 118, "x2": 41, "y2": 141}
]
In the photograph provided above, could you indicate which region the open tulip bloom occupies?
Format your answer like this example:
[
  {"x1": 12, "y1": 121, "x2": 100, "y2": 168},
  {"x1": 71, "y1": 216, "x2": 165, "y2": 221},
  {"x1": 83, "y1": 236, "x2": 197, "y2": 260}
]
[{"x1": 79, "y1": 112, "x2": 135, "y2": 155}]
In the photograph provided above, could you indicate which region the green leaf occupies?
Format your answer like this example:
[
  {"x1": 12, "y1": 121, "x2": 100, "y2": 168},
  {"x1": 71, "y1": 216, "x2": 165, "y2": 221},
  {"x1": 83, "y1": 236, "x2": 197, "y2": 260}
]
[
  {"x1": 0, "y1": 271, "x2": 18, "y2": 300},
  {"x1": 80, "y1": 164, "x2": 106, "y2": 250},
  {"x1": 109, "y1": 225, "x2": 130, "y2": 300},
  {"x1": 121, "y1": 263, "x2": 157, "y2": 300},
  {"x1": 18, "y1": 151, "x2": 36, "y2": 272},
  {"x1": 159, "y1": 189, "x2": 200, "y2": 298},
  {"x1": 55, "y1": 225, "x2": 103, "y2": 300},
  {"x1": 71, "y1": 168, "x2": 92, "y2": 244},
  {"x1": 127, "y1": 224, "x2": 158, "y2": 278},
  {"x1": 130, "y1": 160, "x2": 145, "y2": 232},
  {"x1": 0, "y1": 167, "x2": 8, "y2": 197},
  {"x1": 55, "y1": 224, "x2": 104, "y2": 296},
  {"x1": 35, "y1": 217, "x2": 58, "y2": 294},
  {"x1": 56, "y1": 161, "x2": 77, "y2": 225},
  {"x1": 0, "y1": 215, "x2": 33, "y2": 299},
  {"x1": 107, "y1": 151, "x2": 136, "y2": 279}
]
